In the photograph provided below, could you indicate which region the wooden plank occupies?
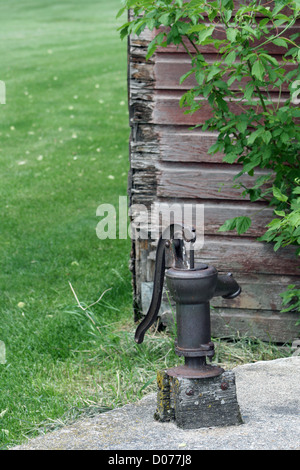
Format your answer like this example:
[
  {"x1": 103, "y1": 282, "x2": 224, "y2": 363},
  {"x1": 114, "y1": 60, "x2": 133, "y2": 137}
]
[
  {"x1": 146, "y1": 238, "x2": 299, "y2": 275},
  {"x1": 151, "y1": 90, "x2": 288, "y2": 126},
  {"x1": 154, "y1": 53, "x2": 294, "y2": 92},
  {"x1": 134, "y1": 23, "x2": 299, "y2": 55},
  {"x1": 210, "y1": 272, "x2": 300, "y2": 311},
  {"x1": 210, "y1": 308, "x2": 300, "y2": 343},
  {"x1": 141, "y1": 280, "x2": 300, "y2": 343},
  {"x1": 157, "y1": 164, "x2": 271, "y2": 201},
  {"x1": 196, "y1": 236, "x2": 299, "y2": 276},
  {"x1": 130, "y1": 125, "x2": 223, "y2": 164},
  {"x1": 129, "y1": 88, "x2": 288, "y2": 126},
  {"x1": 160, "y1": 126, "x2": 223, "y2": 163},
  {"x1": 144, "y1": 195, "x2": 271, "y2": 237},
  {"x1": 127, "y1": 180, "x2": 273, "y2": 236},
  {"x1": 191, "y1": 200, "x2": 272, "y2": 237},
  {"x1": 130, "y1": 125, "x2": 224, "y2": 164}
]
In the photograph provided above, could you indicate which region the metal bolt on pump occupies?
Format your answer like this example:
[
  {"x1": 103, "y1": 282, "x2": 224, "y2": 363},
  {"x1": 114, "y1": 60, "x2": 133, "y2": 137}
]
[{"x1": 135, "y1": 223, "x2": 242, "y2": 379}]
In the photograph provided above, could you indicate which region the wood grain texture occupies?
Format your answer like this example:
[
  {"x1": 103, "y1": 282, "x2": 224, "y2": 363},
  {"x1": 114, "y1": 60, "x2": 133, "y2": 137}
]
[
  {"x1": 210, "y1": 308, "x2": 300, "y2": 343},
  {"x1": 157, "y1": 164, "x2": 271, "y2": 201},
  {"x1": 154, "y1": 53, "x2": 295, "y2": 92}
]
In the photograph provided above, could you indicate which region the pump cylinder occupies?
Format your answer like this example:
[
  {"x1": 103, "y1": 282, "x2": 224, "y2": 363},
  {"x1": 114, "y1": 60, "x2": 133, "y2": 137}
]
[
  {"x1": 176, "y1": 301, "x2": 211, "y2": 354},
  {"x1": 166, "y1": 265, "x2": 218, "y2": 363}
]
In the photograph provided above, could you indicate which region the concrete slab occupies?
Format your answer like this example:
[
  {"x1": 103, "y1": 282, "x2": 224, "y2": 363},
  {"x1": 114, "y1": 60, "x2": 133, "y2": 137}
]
[{"x1": 12, "y1": 357, "x2": 300, "y2": 450}]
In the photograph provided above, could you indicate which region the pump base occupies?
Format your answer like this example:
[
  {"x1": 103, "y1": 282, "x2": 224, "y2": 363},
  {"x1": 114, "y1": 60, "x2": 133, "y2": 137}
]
[
  {"x1": 167, "y1": 364, "x2": 224, "y2": 379},
  {"x1": 155, "y1": 369, "x2": 243, "y2": 429}
]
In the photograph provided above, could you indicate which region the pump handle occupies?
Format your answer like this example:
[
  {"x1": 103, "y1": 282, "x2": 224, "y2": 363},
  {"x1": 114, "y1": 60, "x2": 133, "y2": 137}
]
[{"x1": 134, "y1": 224, "x2": 195, "y2": 344}]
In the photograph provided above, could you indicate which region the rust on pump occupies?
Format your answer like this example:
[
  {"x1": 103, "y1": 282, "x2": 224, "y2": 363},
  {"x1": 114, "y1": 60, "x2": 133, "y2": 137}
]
[{"x1": 134, "y1": 223, "x2": 241, "y2": 379}]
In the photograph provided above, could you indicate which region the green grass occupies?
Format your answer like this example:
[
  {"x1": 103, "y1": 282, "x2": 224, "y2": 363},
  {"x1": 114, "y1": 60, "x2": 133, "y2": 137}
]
[
  {"x1": 0, "y1": 0, "x2": 135, "y2": 448},
  {"x1": 0, "y1": 0, "x2": 291, "y2": 450}
]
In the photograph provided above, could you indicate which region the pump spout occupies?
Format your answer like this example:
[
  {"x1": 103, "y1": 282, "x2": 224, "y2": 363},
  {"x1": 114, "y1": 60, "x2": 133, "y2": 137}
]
[{"x1": 214, "y1": 273, "x2": 241, "y2": 299}]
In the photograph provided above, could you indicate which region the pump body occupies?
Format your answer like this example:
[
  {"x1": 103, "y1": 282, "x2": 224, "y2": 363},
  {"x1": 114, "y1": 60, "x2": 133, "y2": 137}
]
[{"x1": 135, "y1": 223, "x2": 241, "y2": 380}]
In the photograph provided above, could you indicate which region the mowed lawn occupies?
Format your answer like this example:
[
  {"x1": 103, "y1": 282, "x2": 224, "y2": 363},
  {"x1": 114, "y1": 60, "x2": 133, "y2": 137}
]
[
  {"x1": 0, "y1": 0, "x2": 291, "y2": 450},
  {"x1": 0, "y1": 0, "x2": 141, "y2": 448}
]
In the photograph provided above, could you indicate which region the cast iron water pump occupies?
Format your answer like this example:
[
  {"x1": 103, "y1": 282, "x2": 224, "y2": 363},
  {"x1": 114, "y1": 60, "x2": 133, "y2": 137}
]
[{"x1": 135, "y1": 223, "x2": 241, "y2": 380}]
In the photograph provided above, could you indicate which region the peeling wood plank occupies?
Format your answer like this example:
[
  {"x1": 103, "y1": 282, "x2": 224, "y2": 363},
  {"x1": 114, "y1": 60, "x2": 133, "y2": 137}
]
[
  {"x1": 130, "y1": 124, "x2": 224, "y2": 163},
  {"x1": 129, "y1": 89, "x2": 287, "y2": 126}
]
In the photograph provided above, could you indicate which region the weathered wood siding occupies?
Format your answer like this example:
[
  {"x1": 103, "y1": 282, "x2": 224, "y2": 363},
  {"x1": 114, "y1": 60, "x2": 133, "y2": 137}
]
[{"x1": 128, "y1": 9, "x2": 300, "y2": 343}]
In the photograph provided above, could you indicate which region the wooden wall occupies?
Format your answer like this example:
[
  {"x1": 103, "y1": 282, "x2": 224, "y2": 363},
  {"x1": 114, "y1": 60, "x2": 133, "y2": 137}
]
[{"x1": 127, "y1": 11, "x2": 300, "y2": 343}]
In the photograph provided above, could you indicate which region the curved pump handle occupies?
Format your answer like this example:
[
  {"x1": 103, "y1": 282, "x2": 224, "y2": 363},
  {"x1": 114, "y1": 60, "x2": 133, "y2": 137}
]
[{"x1": 134, "y1": 224, "x2": 196, "y2": 344}]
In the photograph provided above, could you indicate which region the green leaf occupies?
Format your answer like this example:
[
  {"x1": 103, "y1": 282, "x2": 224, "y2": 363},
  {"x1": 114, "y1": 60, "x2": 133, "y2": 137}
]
[
  {"x1": 226, "y1": 28, "x2": 238, "y2": 42},
  {"x1": 224, "y1": 50, "x2": 236, "y2": 65},
  {"x1": 262, "y1": 130, "x2": 272, "y2": 144},
  {"x1": 195, "y1": 70, "x2": 205, "y2": 85},
  {"x1": 223, "y1": 152, "x2": 237, "y2": 163},
  {"x1": 236, "y1": 119, "x2": 248, "y2": 133},
  {"x1": 218, "y1": 217, "x2": 237, "y2": 232},
  {"x1": 247, "y1": 127, "x2": 264, "y2": 144},
  {"x1": 159, "y1": 13, "x2": 172, "y2": 26},
  {"x1": 272, "y1": 37, "x2": 288, "y2": 48},
  {"x1": 116, "y1": 6, "x2": 126, "y2": 19},
  {"x1": 146, "y1": 42, "x2": 158, "y2": 60},
  {"x1": 207, "y1": 66, "x2": 220, "y2": 81},
  {"x1": 179, "y1": 69, "x2": 194, "y2": 85},
  {"x1": 197, "y1": 26, "x2": 215, "y2": 43},
  {"x1": 273, "y1": 186, "x2": 288, "y2": 202},
  {"x1": 187, "y1": 24, "x2": 206, "y2": 34},
  {"x1": 244, "y1": 83, "x2": 255, "y2": 101},
  {"x1": 252, "y1": 60, "x2": 265, "y2": 81},
  {"x1": 236, "y1": 216, "x2": 252, "y2": 234}
]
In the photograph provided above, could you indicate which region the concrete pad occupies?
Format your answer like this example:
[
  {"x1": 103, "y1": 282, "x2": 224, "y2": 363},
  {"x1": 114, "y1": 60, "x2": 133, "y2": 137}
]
[{"x1": 12, "y1": 357, "x2": 300, "y2": 450}]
